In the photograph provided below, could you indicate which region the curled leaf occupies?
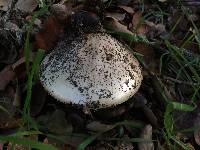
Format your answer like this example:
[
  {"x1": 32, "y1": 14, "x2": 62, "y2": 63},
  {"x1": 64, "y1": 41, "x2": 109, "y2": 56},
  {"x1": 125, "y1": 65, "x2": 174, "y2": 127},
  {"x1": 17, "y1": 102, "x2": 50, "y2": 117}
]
[{"x1": 0, "y1": 65, "x2": 15, "y2": 91}]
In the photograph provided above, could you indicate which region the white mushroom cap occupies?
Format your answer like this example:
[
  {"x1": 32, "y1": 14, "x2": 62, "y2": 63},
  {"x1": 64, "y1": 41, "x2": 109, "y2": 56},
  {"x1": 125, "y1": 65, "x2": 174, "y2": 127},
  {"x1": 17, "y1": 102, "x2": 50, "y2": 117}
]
[{"x1": 40, "y1": 33, "x2": 143, "y2": 108}]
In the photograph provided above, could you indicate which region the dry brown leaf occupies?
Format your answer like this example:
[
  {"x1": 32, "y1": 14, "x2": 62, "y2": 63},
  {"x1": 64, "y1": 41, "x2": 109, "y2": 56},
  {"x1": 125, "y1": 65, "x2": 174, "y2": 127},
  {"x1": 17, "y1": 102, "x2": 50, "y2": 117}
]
[
  {"x1": 12, "y1": 53, "x2": 35, "y2": 71},
  {"x1": 7, "y1": 134, "x2": 38, "y2": 150},
  {"x1": 11, "y1": 53, "x2": 35, "y2": 79},
  {"x1": 138, "y1": 125, "x2": 154, "y2": 150},
  {"x1": 34, "y1": 15, "x2": 69, "y2": 51},
  {"x1": 185, "y1": 143, "x2": 195, "y2": 150},
  {"x1": 104, "y1": 17, "x2": 133, "y2": 34},
  {"x1": 145, "y1": 21, "x2": 166, "y2": 36},
  {"x1": 43, "y1": 135, "x2": 84, "y2": 149},
  {"x1": 43, "y1": 138, "x2": 69, "y2": 150},
  {"x1": 0, "y1": 0, "x2": 11, "y2": 11},
  {"x1": 118, "y1": 5, "x2": 135, "y2": 14},
  {"x1": 105, "y1": 12, "x2": 126, "y2": 21},
  {"x1": 194, "y1": 117, "x2": 200, "y2": 146},
  {"x1": 137, "y1": 24, "x2": 149, "y2": 35},
  {"x1": 134, "y1": 42, "x2": 155, "y2": 65},
  {"x1": 15, "y1": 0, "x2": 38, "y2": 13},
  {"x1": 0, "y1": 65, "x2": 15, "y2": 90},
  {"x1": 132, "y1": 11, "x2": 142, "y2": 29},
  {"x1": 7, "y1": 144, "x2": 28, "y2": 150},
  {"x1": 116, "y1": 135, "x2": 134, "y2": 150},
  {"x1": 0, "y1": 86, "x2": 19, "y2": 130},
  {"x1": 86, "y1": 121, "x2": 113, "y2": 132},
  {"x1": 130, "y1": 11, "x2": 149, "y2": 35},
  {"x1": 0, "y1": 142, "x2": 5, "y2": 150},
  {"x1": 51, "y1": 4, "x2": 72, "y2": 21},
  {"x1": 37, "y1": 109, "x2": 73, "y2": 134}
]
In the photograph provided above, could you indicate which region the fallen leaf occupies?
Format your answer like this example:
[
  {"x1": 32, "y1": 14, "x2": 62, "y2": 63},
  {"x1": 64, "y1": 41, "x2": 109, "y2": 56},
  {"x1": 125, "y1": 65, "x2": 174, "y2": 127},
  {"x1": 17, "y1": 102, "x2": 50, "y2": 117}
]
[
  {"x1": 133, "y1": 94, "x2": 158, "y2": 127},
  {"x1": 94, "y1": 104, "x2": 128, "y2": 119},
  {"x1": 43, "y1": 133, "x2": 85, "y2": 148},
  {"x1": 7, "y1": 143, "x2": 28, "y2": 150},
  {"x1": 86, "y1": 121, "x2": 113, "y2": 132},
  {"x1": 175, "y1": 133, "x2": 195, "y2": 150},
  {"x1": 34, "y1": 16, "x2": 65, "y2": 51},
  {"x1": 157, "y1": 140, "x2": 165, "y2": 150},
  {"x1": 15, "y1": 0, "x2": 38, "y2": 13},
  {"x1": 145, "y1": 21, "x2": 166, "y2": 36},
  {"x1": 12, "y1": 53, "x2": 35, "y2": 75},
  {"x1": 0, "y1": 65, "x2": 15, "y2": 91},
  {"x1": 130, "y1": 11, "x2": 149, "y2": 35},
  {"x1": 104, "y1": 16, "x2": 133, "y2": 34},
  {"x1": 194, "y1": 129, "x2": 200, "y2": 145},
  {"x1": 133, "y1": 42, "x2": 157, "y2": 71},
  {"x1": 67, "y1": 113, "x2": 85, "y2": 131},
  {"x1": 185, "y1": 143, "x2": 195, "y2": 150},
  {"x1": 0, "y1": 29, "x2": 18, "y2": 64},
  {"x1": 0, "y1": 141, "x2": 5, "y2": 150},
  {"x1": 37, "y1": 109, "x2": 73, "y2": 135},
  {"x1": 105, "y1": 12, "x2": 126, "y2": 21},
  {"x1": 0, "y1": 86, "x2": 21, "y2": 130},
  {"x1": 48, "y1": 110, "x2": 73, "y2": 134},
  {"x1": 133, "y1": 93, "x2": 147, "y2": 108},
  {"x1": 136, "y1": 24, "x2": 149, "y2": 35},
  {"x1": 7, "y1": 134, "x2": 38, "y2": 150},
  {"x1": 131, "y1": 11, "x2": 142, "y2": 30},
  {"x1": 43, "y1": 137, "x2": 69, "y2": 150},
  {"x1": 118, "y1": 5, "x2": 135, "y2": 14},
  {"x1": 194, "y1": 116, "x2": 200, "y2": 146},
  {"x1": 0, "y1": 0, "x2": 11, "y2": 11},
  {"x1": 116, "y1": 135, "x2": 134, "y2": 150},
  {"x1": 138, "y1": 124, "x2": 154, "y2": 150},
  {"x1": 51, "y1": 4, "x2": 72, "y2": 21},
  {"x1": 115, "y1": 0, "x2": 132, "y2": 5}
]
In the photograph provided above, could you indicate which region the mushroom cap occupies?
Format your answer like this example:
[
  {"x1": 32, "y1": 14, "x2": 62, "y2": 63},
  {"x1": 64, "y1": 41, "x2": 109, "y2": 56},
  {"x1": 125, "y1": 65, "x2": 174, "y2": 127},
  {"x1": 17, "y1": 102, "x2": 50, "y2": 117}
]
[{"x1": 39, "y1": 33, "x2": 143, "y2": 108}]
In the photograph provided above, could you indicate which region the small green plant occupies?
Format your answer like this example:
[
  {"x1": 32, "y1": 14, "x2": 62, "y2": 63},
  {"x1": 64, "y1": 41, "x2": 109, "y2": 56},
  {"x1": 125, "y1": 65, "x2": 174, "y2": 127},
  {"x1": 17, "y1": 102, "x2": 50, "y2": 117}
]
[
  {"x1": 163, "y1": 40, "x2": 200, "y2": 101},
  {"x1": 164, "y1": 102, "x2": 195, "y2": 150},
  {"x1": 23, "y1": 49, "x2": 45, "y2": 123},
  {"x1": 158, "y1": 7, "x2": 200, "y2": 149},
  {"x1": 23, "y1": 4, "x2": 49, "y2": 125}
]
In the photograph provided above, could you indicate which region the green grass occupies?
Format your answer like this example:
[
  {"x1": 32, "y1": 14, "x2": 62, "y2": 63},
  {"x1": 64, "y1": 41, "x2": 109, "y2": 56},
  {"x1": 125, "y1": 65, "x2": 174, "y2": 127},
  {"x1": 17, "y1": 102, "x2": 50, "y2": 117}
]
[
  {"x1": 0, "y1": 3, "x2": 55, "y2": 150},
  {"x1": 164, "y1": 102, "x2": 195, "y2": 150},
  {"x1": 105, "y1": 2, "x2": 200, "y2": 149},
  {"x1": 23, "y1": 49, "x2": 45, "y2": 124},
  {"x1": 158, "y1": 5, "x2": 200, "y2": 149},
  {"x1": 0, "y1": 135, "x2": 57, "y2": 150},
  {"x1": 22, "y1": 2, "x2": 49, "y2": 125},
  {"x1": 77, "y1": 120, "x2": 144, "y2": 150},
  {"x1": 2, "y1": 1, "x2": 200, "y2": 149},
  {"x1": 0, "y1": 131, "x2": 58, "y2": 150}
]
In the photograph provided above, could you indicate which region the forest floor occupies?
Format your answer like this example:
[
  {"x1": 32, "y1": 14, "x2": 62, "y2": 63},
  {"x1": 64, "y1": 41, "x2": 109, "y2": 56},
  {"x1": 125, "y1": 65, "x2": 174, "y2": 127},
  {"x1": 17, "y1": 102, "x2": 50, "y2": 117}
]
[{"x1": 0, "y1": 0, "x2": 200, "y2": 149}]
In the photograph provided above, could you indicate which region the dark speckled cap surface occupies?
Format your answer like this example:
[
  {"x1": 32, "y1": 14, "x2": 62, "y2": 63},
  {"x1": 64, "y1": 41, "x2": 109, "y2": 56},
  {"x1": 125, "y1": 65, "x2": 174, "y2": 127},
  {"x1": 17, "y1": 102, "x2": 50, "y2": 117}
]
[{"x1": 40, "y1": 33, "x2": 143, "y2": 109}]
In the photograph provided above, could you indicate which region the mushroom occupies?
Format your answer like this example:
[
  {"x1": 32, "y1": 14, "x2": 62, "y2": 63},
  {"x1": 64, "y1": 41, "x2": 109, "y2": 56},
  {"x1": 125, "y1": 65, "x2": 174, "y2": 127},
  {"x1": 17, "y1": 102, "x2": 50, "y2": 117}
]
[{"x1": 39, "y1": 32, "x2": 143, "y2": 109}]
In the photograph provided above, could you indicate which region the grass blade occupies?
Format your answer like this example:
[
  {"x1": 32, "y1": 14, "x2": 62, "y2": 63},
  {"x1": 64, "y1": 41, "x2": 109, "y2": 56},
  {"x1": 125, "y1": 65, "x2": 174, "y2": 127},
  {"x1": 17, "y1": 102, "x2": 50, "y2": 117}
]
[{"x1": 0, "y1": 135, "x2": 58, "y2": 150}]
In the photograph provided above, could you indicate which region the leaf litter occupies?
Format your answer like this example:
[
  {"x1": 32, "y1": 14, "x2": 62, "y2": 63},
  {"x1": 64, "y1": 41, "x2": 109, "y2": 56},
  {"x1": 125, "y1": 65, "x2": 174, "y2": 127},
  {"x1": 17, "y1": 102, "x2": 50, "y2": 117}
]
[{"x1": 0, "y1": 0, "x2": 200, "y2": 149}]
